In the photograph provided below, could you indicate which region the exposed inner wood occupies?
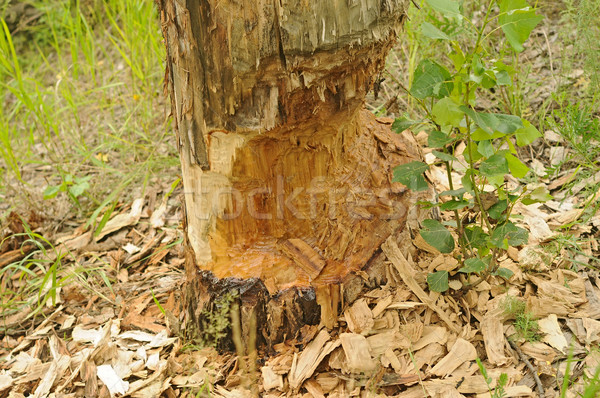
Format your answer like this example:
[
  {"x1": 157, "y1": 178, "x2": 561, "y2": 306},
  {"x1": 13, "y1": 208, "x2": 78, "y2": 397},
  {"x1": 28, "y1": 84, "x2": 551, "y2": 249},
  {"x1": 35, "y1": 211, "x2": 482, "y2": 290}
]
[{"x1": 202, "y1": 108, "x2": 417, "y2": 291}]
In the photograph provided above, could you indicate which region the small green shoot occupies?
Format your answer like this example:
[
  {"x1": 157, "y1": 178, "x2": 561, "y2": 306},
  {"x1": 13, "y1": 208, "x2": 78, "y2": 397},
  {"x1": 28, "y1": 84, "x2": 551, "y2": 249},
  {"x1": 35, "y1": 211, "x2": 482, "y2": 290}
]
[
  {"x1": 477, "y1": 358, "x2": 508, "y2": 398},
  {"x1": 501, "y1": 296, "x2": 540, "y2": 342},
  {"x1": 43, "y1": 173, "x2": 91, "y2": 206},
  {"x1": 151, "y1": 288, "x2": 166, "y2": 316}
]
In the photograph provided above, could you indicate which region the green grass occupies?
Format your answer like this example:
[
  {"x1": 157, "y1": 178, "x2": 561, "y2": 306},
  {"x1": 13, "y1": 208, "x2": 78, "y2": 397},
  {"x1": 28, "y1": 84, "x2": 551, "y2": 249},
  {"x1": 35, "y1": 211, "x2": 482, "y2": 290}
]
[
  {"x1": 0, "y1": 0, "x2": 177, "y2": 223},
  {"x1": 0, "y1": 220, "x2": 114, "y2": 334}
]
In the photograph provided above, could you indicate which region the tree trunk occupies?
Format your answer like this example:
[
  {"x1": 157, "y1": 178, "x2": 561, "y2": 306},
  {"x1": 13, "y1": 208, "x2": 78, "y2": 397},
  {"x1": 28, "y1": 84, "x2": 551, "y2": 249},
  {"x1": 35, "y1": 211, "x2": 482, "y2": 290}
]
[{"x1": 158, "y1": 0, "x2": 420, "y2": 349}]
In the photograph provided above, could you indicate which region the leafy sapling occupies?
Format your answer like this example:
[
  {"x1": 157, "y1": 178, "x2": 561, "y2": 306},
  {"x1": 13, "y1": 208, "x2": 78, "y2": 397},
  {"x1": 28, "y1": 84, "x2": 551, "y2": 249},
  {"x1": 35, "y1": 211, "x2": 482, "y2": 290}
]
[
  {"x1": 393, "y1": 0, "x2": 550, "y2": 292},
  {"x1": 44, "y1": 173, "x2": 91, "y2": 207}
]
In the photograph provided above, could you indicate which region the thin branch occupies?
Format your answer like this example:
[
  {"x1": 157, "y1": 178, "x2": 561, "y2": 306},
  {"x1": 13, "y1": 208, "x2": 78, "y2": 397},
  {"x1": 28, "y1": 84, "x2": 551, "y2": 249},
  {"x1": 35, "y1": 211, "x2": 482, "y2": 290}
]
[{"x1": 508, "y1": 339, "x2": 545, "y2": 397}]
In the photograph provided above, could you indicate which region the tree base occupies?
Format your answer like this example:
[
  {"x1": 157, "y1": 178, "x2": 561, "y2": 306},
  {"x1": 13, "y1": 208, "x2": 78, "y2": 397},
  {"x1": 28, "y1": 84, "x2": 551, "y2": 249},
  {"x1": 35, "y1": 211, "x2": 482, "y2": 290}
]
[
  {"x1": 182, "y1": 112, "x2": 425, "y2": 349},
  {"x1": 183, "y1": 227, "x2": 417, "y2": 351}
]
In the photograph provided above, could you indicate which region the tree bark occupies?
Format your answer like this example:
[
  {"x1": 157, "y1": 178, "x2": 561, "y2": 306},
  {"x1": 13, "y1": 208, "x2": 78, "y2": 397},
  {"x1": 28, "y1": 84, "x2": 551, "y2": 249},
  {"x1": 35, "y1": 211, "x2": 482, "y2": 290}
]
[{"x1": 158, "y1": 0, "x2": 421, "y2": 349}]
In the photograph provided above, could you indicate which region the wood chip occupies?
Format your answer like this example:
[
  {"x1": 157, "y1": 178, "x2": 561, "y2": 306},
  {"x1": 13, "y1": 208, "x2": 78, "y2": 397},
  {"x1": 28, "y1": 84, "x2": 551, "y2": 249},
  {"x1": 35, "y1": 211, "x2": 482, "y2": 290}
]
[
  {"x1": 32, "y1": 355, "x2": 70, "y2": 398},
  {"x1": 383, "y1": 348, "x2": 403, "y2": 372},
  {"x1": 430, "y1": 338, "x2": 477, "y2": 377},
  {"x1": 339, "y1": 333, "x2": 377, "y2": 374},
  {"x1": 519, "y1": 342, "x2": 556, "y2": 363},
  {"x1": 539, "y1": 314, "x2": 568, "y2": 353},
  {"x1": 80, "y1": 360, "x2": 98, "y2": 398},
  {"x1": 371, "y1": 295, "x2": 393, "y2": 318},
  {"x1": 288, "y1": 330, "x2": 340, "y2": 389},
  {"x1": 315, "y1": 373, "x2": 339, "y2": 394},
  {"x1": 414, "y1": 342, "x2": 445, "y2": 370},
  {"x1": 481, "y1": 312, "x2": 510, "y2": 366},
  {"x1": 261, "y1": 366, "x2": 283, "y2": 391},
  {"x1": 98, "y1": 364, "x2": 129, "y2": 395},
  {"x1": 474, "y1": 385, "x2": 534, "y2": 398},
  {"x1": 424, "y1": 375, "x2": 488, "y2": 394},
  {"x1": 125, "y1": 232, "x2": 165, "y2": 265},
  {"x1": 0, "y1": 374, "x2": 12, "y2": 392},
  {"x1": 315, "y1": 285, "x2": 339, "y2": 330},
  {"x1": 304, "y1": 379, "x2": 325, "y2": 398},
  {"x1": 387, "y1": 302, "x2": 426, "y2": 310},
  {"x1": 583, "y1": 318, "x2": 600, "y2": 345},
  {"x1": 382, "y1": 238, "x2": 460, "y2": 333},
  {"x1": 413, "y1": 326, "x2": 448, "y2": 351},
  {"x1": 367, "y1": 330, "x2": 411, "y2": 356},
  {"x1": 343, "y1": 298, "x2": 374, "y2": 335}
]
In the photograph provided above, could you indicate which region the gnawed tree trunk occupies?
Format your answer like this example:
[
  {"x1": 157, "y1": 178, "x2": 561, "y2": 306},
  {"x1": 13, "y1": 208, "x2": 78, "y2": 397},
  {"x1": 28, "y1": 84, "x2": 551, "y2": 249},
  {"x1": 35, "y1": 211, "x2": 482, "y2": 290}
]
[{"x1": 158, "y1": 0, "x2": 421, "y2": 349}]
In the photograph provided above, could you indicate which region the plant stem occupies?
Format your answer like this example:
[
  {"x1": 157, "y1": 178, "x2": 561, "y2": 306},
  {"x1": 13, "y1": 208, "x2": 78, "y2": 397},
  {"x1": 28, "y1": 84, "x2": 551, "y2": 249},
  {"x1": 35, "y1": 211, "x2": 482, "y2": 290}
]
[
  {"x1": 472, "y1": 0, "x2": 496, "y2": 57},
  {"x1": 443, "y1": 159, "x2": 469, "y2": 260}
]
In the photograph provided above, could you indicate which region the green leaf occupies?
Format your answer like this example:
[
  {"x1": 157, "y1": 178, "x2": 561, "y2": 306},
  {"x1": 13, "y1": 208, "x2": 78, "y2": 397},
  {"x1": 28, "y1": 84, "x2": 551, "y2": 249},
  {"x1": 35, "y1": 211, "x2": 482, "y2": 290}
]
[
  {"x1": 507, "y1": 193, "x2": 520, "y2": 203},
  {"x1": 74, "y1": 175, "x2": 92, "y2": 184},
  {"x1": 69, "y1": 181, "x2": 90, "y2": 198},
  {"x1": 463, "y1": 141, "x2": 483, "y2": 163},
  {"x1": 84, "y1": 174, "x2": 136, "y2": 230},
  {"x1": 432, "y1": 150, "x2": 457, "y2": 162},
  {"x1": 471, "y1": 54, "x2": 485, "y2": 75},
  {"x1": 476, "y1": 358, "x2": 491, "y2": 384},
  {"x1": 505, "y1": 153, "x2": 529, "y2": 178},
  {"x1": 498, "y1": 373, "x2": 509, "y2": 387},
  {"x1": 448, "y1": 42, "x2": 466, "y2": 70},
  {"x1": 495, "y1": 70, "x2": 512, "y2": 86},
  {"x1": 488, "y1": 199, "x2": 508, "y2": 220},
  {"x1": 392, "y1": 116, "x2": 420, "y2": 133},
  {"x1": 43, "y1": 185, "x2": 61, "y2": 200},
  {"x1": 420, "y1": 219, "x2": 455, "y2": 253},
  {"x1": 420, "y1": 22, "x2": 451, "y2": 40},
  {"x1": 440, "y1": 199, "x2": 470, "y2": 211},
  {"x1": 477, "y1": 140, "x2": 494, "y2": 158},
  {"x1": 459, "y1": 257, "x2": 487, "y2": 273},
  {"x1": 491, "y1": 222, "x2": 529, "y2": 249},
  {"x1": 481, "y1": 70, "x2": 497, "y2": 89},
  {"x1": 439, "y1": 187, "x2": 466, "y2": 198},
  {"x1": 522, "y1": 186, "x2": 552, "y2": 205},
  {"x1": 460, "y1": 106, "x2": 523, "y2": 136},
  {"x1": 493, "y1": 267, "x2": 515, "y2": 280},
  {"x1": 432, "y1": 97, "x2": 464, "y2": 127},
  {"x1": 498, "y1": 0, "x2": 543, "y2": 52},
  {"x1": 464, "y1": 226, "x2": 488, "y2": 250},
  {"x1": 411, "y1": 60, "x2": 453, "y2": 99},
  {"x1": 428, "y1": 130, "x2": 455, "y2": 148},
  {"x1": 427, "y1": 271, "x2": 449, "y2": 292},
  {"x1": 514, "y1": 120, "x2": 542, "y2": 146},
  {"x1": 471, "y1": 128, "x2": 507, "y2": 141},
  {"x1": 393, "y1": 161, "x2": 430, "y2": 191},
  {"x1": 425, "y1": 0, "x2": 462, "y2": 19},
  {"x1": 488, "y1": 175, "x2": 505, "y2": 188},
  {"x1": 480, "y1": 153, "x2": 509, "y2": 178},
  {"x1": 461, "y1": 170, "x2": 474, "y2": 192}
]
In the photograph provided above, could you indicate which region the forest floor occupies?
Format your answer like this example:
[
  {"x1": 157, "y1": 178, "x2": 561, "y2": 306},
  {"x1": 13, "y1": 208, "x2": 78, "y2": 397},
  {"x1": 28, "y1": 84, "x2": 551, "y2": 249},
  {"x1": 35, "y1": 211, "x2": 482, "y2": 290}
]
[{"x1": 1, "y1": 0, "x2": 600, "y2": 397}]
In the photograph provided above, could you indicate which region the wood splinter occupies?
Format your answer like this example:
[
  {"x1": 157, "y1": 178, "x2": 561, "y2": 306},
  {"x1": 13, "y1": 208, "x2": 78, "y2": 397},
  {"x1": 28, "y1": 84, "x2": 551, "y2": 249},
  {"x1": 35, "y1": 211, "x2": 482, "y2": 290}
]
[{"x1": 280, "y1": 238, "x2": 326, "y2": 281}]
